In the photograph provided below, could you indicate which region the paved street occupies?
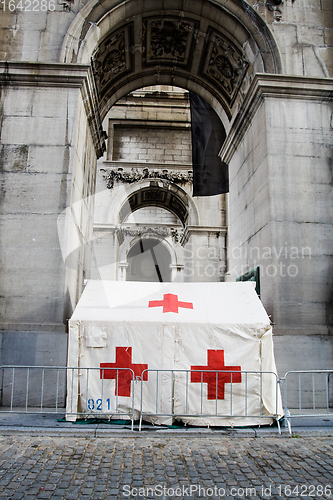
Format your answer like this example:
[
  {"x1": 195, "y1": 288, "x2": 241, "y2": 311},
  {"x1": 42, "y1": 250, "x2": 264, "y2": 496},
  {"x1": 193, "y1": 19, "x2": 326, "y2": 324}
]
[{"x1": 0, "y1": 433, "x2": 332, "y2": 500}]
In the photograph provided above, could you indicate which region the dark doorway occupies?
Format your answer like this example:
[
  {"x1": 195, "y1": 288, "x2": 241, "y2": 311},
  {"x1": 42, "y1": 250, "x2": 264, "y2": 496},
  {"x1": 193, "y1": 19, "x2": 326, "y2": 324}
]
[{"x1": 126, "y1": 239, "x2": 172, "y2": 282}]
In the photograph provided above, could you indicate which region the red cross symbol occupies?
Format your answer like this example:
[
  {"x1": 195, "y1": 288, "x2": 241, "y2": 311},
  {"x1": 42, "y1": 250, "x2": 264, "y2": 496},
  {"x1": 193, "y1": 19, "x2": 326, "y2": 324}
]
[
  {"x1": 191, "y1": 350, "x2": 242, "y2": 400},
  {"x1": 100, "y1": 347, "x2": 148, "y2": 397},
  {"x1": 148, "y1": 293, "x2": 193, "y2": 313}
]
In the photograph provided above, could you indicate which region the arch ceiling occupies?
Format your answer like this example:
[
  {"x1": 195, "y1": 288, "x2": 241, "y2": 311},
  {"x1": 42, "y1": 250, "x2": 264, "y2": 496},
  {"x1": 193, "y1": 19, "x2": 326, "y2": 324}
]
[
  {"x1": 119, "y1": 184, "x2": 190, "y2": 227},
  {"x1": 62, "y1": 0, "x2": 281, "y2": 124}
]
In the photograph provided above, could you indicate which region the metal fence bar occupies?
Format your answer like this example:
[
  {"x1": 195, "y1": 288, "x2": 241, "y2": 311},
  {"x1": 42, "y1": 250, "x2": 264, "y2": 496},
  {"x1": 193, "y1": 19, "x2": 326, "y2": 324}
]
[
  {"x1": 155, "y1": 371, "x2": 159, "y2": 414},
  {"x1": 185, "y1": 371, "x2": 189, "y2": 415},
  {"x1": 55, "y1": 369, "x2": 60, "y2": 413},
  {"x1": 215, "y1": 372, "x2": 218, "y2": 415},
  {"x1": 71, "y1": 367, "x2": 74, "y2": 415},
  {"x1": 40, "y1": 368, "x2": 45, "y2": 412},
  {"x1": 25, "y1": 368, "x2": 30, "y2": 412},
  {"x1": 260, "y1": 372, "x2": 263, "y2": 418},
  {"x1": 10, "y1": 368, "x2": 14, "y2": 411},
  {"x1": 230, "y1": 371, "x2": 233, "y2": 416},
  {"x1": 200, "y1": 371, "x2": 203, "y2": 416},
  {"x1": 101, "y1": 368, "x2": 104, "y2": 410},
  {"x1": 171, "y1": 370, "x2": 174, "y2": 416},
  {"x1": 245, "y1": 372, "x2": 248, "y2": 416},
  {"x1": 86, "y1": 368, "x2": 90, "y2": 413},
  {"x1": 0, "y1": 367, "x2": 3, "y2": 407}
]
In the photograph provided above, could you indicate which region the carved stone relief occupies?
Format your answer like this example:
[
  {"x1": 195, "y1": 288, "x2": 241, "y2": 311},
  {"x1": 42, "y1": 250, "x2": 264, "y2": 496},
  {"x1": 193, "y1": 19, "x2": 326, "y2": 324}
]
[
  {"x1": 142, "y1": 190, "x2": 167, "y2": 203},
  {"x1": 121, "y1": 226, "x2": 183, "y2": 243},
  {"x1": 104, "y1": 167, "x2": 193, "y2": 189},
  {"x1": 143, "y1": 17, "x2": 198, "y2": 69},
  {"x1": 91, "y1": 24, "x2": 133, "y2": 98},
  {"x1": 200, "y1": 28, "x2": 249, "y2": 107},
  {"x1": 265, "y1": 0, "x2": 283, "y2": 22}
]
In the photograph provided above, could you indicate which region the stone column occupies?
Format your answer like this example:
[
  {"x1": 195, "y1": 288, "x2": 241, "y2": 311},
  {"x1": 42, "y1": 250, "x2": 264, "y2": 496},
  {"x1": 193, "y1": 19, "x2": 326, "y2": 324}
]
[{"x1": 221, "y1": 74, "x2": 333, "y2": 372}]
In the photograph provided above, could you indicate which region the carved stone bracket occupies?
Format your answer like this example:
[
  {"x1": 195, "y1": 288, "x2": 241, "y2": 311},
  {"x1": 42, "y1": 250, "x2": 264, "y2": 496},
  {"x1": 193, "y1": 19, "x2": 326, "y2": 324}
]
[
  {"x1": 104, "y1": 167, "x2": 193, "y2": 189},
  {"x1": 200, "y1": 28, "x2": 249, "y2": 107},
  {"x1": 265, "y1": 0, "x2": 283, "y2": 22}
]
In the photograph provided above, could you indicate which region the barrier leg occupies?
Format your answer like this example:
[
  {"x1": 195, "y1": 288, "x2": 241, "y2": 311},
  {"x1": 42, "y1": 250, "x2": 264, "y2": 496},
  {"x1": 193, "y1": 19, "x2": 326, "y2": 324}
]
[{"x1": 285, "y1": 408, "x2": 292, "y2": 435}]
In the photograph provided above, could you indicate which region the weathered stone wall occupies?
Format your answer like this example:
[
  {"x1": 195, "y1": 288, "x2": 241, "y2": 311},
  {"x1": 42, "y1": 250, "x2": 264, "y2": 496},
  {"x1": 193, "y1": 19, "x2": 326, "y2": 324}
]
[
  {"x1": 246, "y1": 0, "x2": 333, "y2": 78},
  {"x1": 0, "y1": 77, "x2": 76, "y2": 334},
  {"x1": 113, "y1": 127, "x2": 192, "y2": 164},
  {"x1": 0, "y1": 63, "x2": 99, "y2": 373}
]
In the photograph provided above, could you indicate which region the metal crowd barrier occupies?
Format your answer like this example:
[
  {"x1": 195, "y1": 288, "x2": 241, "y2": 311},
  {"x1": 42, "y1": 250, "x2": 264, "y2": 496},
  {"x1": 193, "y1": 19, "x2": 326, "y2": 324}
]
[
  {"x1": 138, "y1": 369, "x2": 281, "y2": 431},
  {"x1": 1, "y1": 366, "x2": 333, "y2": 433},
  {"x1": 281, "y1": 370, "x2": 333, "y2": 434},
  {"x1": 0, "y1": 366, "x2": 136, "y2": 430}
]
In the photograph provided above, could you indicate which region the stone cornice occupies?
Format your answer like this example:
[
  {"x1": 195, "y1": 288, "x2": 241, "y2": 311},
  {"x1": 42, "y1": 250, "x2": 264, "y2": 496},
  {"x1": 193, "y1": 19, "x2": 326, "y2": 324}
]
[
  {"x1": 0, "y1": 61, "x2": 90, "y2": 87},
  {"x1": 0, "y1": 61, "x2": 106, "y2": 158},
  {"x1": 220, "y1": 73, "x2": 333, "y2": 164},
  {"x1": 93, "y1": 223, "x2": 184, "y2": 244},
  {"x1": 181, "y1": 225, "x2": 227, "y2": 246},
  {"x1": 102, "y1": 161, "x2": 192, "y2": 170}
]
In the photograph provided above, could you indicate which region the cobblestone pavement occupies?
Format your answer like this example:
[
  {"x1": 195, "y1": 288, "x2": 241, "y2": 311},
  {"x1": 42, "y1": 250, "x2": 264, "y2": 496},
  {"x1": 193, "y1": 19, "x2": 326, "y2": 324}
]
[{"x1": 0, "y1": 435, "x2": 332, "y2": 500}]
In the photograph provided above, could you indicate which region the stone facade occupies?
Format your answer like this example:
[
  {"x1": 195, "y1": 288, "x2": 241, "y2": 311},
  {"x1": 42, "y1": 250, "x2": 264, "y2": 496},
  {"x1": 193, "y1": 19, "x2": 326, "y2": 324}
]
[
  {"x1": 91, "y1": 87, "x2": 226, "y2": 285},
  {"x1": 0, "y1": 0, "x2": 332, "y2": 399}
]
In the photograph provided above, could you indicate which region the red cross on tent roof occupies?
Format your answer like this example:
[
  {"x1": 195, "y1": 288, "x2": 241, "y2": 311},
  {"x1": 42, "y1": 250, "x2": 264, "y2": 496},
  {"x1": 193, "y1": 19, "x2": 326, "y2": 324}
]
[
  {"x1": 191, "y1": 350, "x2": 242, "y2": 400},
  {"x1": 148, "y1": 293, "x2": 193, "y2": 313},
  {"x1": 100, "y1": 347, "x2": 148, "y2": 397}
]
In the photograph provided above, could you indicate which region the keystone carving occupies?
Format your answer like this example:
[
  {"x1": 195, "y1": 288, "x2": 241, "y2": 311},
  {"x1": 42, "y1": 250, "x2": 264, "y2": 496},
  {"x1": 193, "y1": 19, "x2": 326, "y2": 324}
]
[{"x1": 143, "y1": 17, "x2": 198, "y2": 69}]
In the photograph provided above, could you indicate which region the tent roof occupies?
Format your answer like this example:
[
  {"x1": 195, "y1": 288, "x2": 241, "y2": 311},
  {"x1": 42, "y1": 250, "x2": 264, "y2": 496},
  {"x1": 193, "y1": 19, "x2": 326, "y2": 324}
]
[{"x1": 70, "y1": 280, "x2": 270, "y2": 328}]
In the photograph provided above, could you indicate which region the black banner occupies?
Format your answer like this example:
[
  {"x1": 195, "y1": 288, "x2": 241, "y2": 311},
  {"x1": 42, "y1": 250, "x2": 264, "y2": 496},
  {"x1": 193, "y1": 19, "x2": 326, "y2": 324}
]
[{"x1": 190, "y1": 92, "x2": 229, "y2": 196}]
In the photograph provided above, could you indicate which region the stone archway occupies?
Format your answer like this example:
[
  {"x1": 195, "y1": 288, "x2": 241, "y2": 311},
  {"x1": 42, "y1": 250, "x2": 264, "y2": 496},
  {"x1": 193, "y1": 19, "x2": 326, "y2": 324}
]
[
  {"x1": 60, "y1": 0, "x2": 283, "y2": 290},
  {"x1": 61, "y1": 0, "x2": 282, "y2": 129},
  {"x1": 61, "y1": 0, "x2": 299, "y2": 328},
  {"x1": 60, "y1": 0, "x2": 282, "y2": 295},
  {"x1": 119, "y1": 184, "x2": 190, "y2": 227}
]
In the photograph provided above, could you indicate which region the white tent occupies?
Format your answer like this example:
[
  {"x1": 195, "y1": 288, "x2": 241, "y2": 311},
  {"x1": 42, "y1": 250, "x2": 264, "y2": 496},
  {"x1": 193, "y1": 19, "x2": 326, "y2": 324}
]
[{"x1": 66, "y1": 280, "x2": 283, "y2": 426}]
